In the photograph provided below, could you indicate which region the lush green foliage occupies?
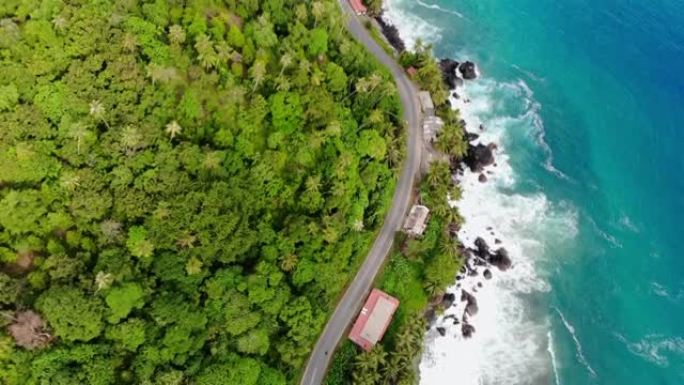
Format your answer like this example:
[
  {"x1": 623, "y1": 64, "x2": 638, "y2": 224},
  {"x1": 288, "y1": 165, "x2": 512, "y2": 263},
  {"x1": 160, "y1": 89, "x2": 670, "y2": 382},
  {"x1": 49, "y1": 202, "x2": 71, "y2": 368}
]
[
  {"x1": 327, "y1": 161, "x2": 465, "y2": 385},
  {"x1": 0, "y1": 0, "x2": 405, "y2": 383}
]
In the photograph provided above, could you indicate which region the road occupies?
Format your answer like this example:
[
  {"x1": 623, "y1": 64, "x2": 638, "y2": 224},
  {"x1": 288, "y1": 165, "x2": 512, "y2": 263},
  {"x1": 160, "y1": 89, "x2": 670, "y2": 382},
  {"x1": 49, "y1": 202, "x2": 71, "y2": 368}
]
[{"x1": 300, "y1": 2, "x2": 423, "y2": 385}]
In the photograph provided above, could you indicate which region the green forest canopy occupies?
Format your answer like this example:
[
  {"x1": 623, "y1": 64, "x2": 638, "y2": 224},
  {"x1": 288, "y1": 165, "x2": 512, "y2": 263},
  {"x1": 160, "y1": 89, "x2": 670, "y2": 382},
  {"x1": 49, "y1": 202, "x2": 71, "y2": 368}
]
[{"x1": 0, "y1": 0, "x2": 405, "y2": 384}]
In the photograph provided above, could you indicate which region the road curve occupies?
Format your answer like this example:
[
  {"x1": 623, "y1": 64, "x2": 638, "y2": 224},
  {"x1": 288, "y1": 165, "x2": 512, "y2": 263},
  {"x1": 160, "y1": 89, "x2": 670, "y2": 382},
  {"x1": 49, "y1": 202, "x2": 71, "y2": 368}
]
[{"x1": 300, "y1": 3, "x2": 423, "y2": 385}]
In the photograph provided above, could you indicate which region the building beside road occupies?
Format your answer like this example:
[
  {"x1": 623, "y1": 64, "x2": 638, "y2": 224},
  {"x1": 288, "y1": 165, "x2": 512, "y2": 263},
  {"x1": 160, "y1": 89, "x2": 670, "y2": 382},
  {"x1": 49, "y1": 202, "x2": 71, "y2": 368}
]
[
  {"x1": 349, "y1": 0, "x2": 367, "y2": 15},
  {"x1": 403, "y1": 204, "x2": 430, "y2": 237},
  {"x1": 349, "y1": 289, "x2": 400, "y2": 351},
  {"x1": 418, "y1": 90, "x2": 435, "y2": 115}
]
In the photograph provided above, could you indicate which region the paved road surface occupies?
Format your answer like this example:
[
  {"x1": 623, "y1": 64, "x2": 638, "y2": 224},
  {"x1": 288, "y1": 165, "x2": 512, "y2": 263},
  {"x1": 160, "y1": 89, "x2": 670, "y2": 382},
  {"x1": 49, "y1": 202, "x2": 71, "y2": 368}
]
[{"x1": 300, "y1": 3, "x2": 423, "y2": 384}]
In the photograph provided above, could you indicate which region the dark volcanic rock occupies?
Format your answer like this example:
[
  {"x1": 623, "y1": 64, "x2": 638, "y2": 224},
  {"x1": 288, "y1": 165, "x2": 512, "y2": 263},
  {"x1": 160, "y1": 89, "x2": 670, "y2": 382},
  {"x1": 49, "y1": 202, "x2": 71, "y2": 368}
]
[
  {"x1": 452, "y1": 91, "x2": 460, "y2": 99},
  {"x1": 474, "y1": 237, "x2": 490, "y2": 258},
  {"x1": 473, "y1": 257, "x2": 487, "y2": 267},
  {"x1": 436, "y1": 327, "x2": 447, "y2": 337},
  {"x1": 441, "y1": 292, "x2": 456, "y2": 308},
  {"x1": 439, "y1": 58, "x2": 460, "y2": 89},
  {"x1": 483, "y1": 269, "x2": 493, "y2": 280},
  {"x1": 477, "y1": 282, "x2": 483, "y2": 288},
  {"x1": 464, "y1": 143, "x2": 496, "y2": 172},
  {"x1": 466, "y1": 132, "x2": 480, "y2": 142},
  {"x1": 462, "y1": 322, "x2": 476, "y2": 338},
  {"x1": 494, "y1": 238, "x2": 502, "y2": 244},
  {"x1": 461, "y1": 290, "x2": 479, "y2": 316},
  {"x1": 478, "y1": 173, "x2": 487, "y2": 183},
  {"x1": 374, "y1": 16, "x2": 405, "y2": 52},
  {"x1": 444, "y1": 314, "x2": 460, "y2": 325},
  {"x1": 489, "y1": 247, "x2": 512, "y2": 271},
  {"x1": 458, "y1": 61, "x2": 478, "y2": 80}
]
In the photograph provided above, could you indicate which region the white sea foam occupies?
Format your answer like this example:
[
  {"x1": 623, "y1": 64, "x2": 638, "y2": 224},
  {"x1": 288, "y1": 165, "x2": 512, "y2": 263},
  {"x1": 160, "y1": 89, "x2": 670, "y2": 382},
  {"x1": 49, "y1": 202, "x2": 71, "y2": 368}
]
[
  {"x1": 418, "y1": 75, "x2": 578, "y2": 385},
  {"x1": 414, "y1": 0, "x2": 464, "y2": 18},
  {"x1": 615, "y1": 333, "x2": 684, "y2": 367},
  {"x1": 382, "y1": 0, "x2": 442, "y2": 48},
  {"x1": 547, "y1": 331, "x2": 562, "y2": 385},
  {"x1": 381, "y1": 3, "x2": 581, "y2": 383},
  {"x1": 554, "y1": 308, "x2": 597, "y2": 377}
]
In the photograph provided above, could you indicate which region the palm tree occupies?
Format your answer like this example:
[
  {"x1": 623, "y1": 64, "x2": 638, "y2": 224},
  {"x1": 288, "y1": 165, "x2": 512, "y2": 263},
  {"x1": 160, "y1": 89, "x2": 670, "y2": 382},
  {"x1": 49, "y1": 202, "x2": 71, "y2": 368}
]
[
  {"x1": 165, "y1": 120, "x2": 182, "y2": 140},
  {"x1": 121, "y1": 33, "x2": 138, "y2": 53},
  {"x1": 250, "y1": 60, "x2": 267, "y2": 92},
  {"x1": 280, "y1": 254, "x2": 298, "y2": 272},
  {"x1": 89, "y1": 100, "x2": 110, "y2": 129},
  {"x1": 121, "y1": 125, "x2": 142, "y2": 151},
  {"x1": 295, "y1": 4, "x2": 308, "y2": 23},
  {"x1": 95, "y1": 271, "x2": 113, "y2": 292},
  {"x1": 279, "y1": 52, "x2": 293, "y2": 76},
  {"x1": 168, "y1": 24, "x2": 186, "y2": 45},
  {"x1": 60, "y1": 172, "x2": 80, "y2": 192},
  {"x1": 68, "y1": 122, "x2": 89, "y2": 154},
  {"x1": 195, "y1": 34, "x2": 217, "y2": 69},
  {"x1": 311, "y1": 69, "x2": 324, "y2": 86},
  {"x1": 311, "y1": 1, "x2": 326, "y2": 27},
  {"x1": 52, "y1": 15, "x2": 67, "y2": 32},
  {"x1": 275, "y1": 76, "x2": 291, "y2": 92}
]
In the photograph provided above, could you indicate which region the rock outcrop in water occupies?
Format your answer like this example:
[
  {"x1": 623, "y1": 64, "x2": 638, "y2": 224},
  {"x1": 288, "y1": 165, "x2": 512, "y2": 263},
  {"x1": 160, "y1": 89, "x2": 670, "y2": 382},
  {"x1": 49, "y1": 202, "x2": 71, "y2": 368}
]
[
  {"x1": 441, "y1": 292, "x2": 456, "y2": 308},
  {"x1": 461, "y1": 290, "x2": 479, "y2": 316},
  {"x1": 459, "y1": 61, "x2": 478, "y2": 79},
  {"x1": 461, "y1": 320, "x2": 476, "y2": 338},
  {"x1": 439, "y1": 58, "x2": 462, "y2": 89},
  {"x1": 489, "y1": 247, "x2": 512, "y2": 271},
  {"x1": 464, "y1": 143, "x2": 496, "y2": 172}
]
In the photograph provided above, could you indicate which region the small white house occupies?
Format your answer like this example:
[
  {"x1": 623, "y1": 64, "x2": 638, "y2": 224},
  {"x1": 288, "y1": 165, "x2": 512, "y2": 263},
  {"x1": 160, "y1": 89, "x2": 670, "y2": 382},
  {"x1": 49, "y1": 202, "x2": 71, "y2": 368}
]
[{"x1": 403, "y1": 205, "x2": 430, "y2": 237}]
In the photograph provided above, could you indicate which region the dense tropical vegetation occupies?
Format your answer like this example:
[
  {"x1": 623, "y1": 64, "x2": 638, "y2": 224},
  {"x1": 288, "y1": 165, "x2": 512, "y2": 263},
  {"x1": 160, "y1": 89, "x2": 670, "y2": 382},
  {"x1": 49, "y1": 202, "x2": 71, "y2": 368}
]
[
  {"x1": 0, "y1": 0, "x2": 407, "y2": 384},
  {"x1": 325, "y1": 40, "x2": 468, "y2": 385}
]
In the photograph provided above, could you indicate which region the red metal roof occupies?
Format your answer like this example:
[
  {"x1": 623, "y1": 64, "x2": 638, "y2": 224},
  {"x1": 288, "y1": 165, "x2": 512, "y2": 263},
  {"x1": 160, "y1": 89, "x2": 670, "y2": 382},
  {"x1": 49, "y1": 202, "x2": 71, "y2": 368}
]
[
  {"x1": 349, "y1": 0, "x2": 368, "y2": 15},
  {"x1": 349, "y1": 288, "x2": 399, "y2": 351}
]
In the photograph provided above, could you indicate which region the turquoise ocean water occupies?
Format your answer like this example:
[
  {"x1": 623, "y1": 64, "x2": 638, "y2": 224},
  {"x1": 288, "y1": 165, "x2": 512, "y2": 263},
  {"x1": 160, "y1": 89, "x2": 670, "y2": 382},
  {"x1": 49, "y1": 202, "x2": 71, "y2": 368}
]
[{"x1": 384, "y1": 0, "x2": 684, "y2": 384}]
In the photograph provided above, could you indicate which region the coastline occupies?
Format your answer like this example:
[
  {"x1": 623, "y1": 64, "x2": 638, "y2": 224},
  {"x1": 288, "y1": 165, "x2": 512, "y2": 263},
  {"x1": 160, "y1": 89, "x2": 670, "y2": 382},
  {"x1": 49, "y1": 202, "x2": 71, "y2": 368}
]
[{"x1": 378, "y1": 3, "x2": 581, "y2": 385}]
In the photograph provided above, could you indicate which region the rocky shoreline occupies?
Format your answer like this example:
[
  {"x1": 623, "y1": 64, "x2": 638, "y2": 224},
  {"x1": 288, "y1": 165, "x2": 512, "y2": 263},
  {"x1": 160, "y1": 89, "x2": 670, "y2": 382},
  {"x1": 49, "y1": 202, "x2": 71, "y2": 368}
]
[{"x1": 375, "y1": 2, "x2": 511, "y2": 342}]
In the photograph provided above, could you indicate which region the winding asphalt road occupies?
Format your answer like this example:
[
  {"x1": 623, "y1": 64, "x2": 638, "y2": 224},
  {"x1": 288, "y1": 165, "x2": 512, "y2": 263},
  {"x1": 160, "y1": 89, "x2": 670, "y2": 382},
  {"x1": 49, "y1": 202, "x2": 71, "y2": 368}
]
[{"x1": 300, "y1": 3, "x2": 423, "y2": 385}]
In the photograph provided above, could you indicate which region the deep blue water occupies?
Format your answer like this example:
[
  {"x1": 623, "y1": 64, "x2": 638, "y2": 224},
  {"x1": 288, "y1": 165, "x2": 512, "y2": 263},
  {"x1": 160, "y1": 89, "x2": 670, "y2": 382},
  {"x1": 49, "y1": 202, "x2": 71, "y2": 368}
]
[{"x1": 387, "y1": 0, "x2": 684, "y2": 383}]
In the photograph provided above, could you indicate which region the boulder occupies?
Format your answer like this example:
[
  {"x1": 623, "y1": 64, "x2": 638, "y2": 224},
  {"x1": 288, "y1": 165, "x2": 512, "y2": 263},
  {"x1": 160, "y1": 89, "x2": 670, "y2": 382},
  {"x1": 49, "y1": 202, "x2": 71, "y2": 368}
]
[
  {"x1": 436, "y1": 327, "x2": 447, "y2": 337},
  {"x1": 474, "y1": 237, "x2": 490, "y2": 258},
  {"x1": 466, "y1": 132, "x2": 480, "y2": 142},
  {"x1": 439, "y1": 58, "x2": 460, "y2": 89},
  {"x1": 464, "y1": 143, "x2": 495, "y2": 172},
  {"x1": 462, "y1": 322, "x2": 476, "y2": 338},
  {"x1": 441, "y1": 292, "x2": 456, "y2": 308},
  {"x1": 452, "y1": 91, "x2": 460, "y2": 99},
  {"x1": 478, "y1": 173, "x2": 487, "y2": 183},
  {"x1": 494, "y1": 238, "x2": 502, "y2": 244},
  {"x1": 489, "y1": 247, "x2": 512, "y2": 271},
  {"x1": 458, "y1": 61, "x2": 478, "y2": 80},
  {"x1": 483, "y1": 269, "x2": 493, "y2": 280},
  {"x1": 461, "y1": 290, "x2": 479, "y2": 316},
  {"x1": 444, "y1": 314, "x2": 460, "y2": 325}
]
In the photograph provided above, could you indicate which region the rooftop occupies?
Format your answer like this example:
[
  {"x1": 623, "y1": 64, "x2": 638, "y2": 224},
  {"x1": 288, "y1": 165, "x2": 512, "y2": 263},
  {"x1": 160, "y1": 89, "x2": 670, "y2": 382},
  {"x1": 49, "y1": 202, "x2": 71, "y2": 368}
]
[
  {"x1": 403, "y1": 204, "x2": 430, "y2": 236},
  {"x1": 349, "y1": 0, "x2": 367, "y2": 14},
  {"x1": 418, "y1": 91, "x2": 435, "y2": 114},
  {"x1": 349, "y1": 289, "x2": 399, "y2": 351}
]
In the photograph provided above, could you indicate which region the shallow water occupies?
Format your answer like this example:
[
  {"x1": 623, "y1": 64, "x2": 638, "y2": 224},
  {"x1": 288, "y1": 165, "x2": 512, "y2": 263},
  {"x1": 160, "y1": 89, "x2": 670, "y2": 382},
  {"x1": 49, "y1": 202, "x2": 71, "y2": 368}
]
[{"x1": 383, "y1": 0, "x2": 684, "y2": 384}]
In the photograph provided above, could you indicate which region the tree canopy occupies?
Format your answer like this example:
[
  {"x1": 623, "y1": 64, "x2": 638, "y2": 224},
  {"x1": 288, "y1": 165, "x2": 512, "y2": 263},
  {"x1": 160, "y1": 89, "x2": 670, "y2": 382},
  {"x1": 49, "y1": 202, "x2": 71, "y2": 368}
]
[{"x1": 0, "y1": 0, "x2": 404, "y2": 383}]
